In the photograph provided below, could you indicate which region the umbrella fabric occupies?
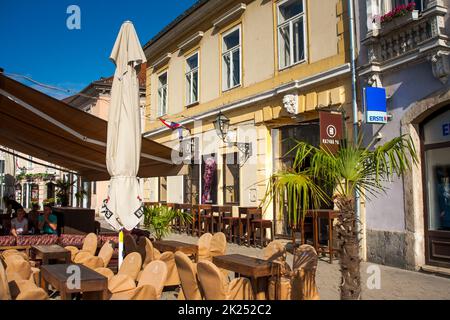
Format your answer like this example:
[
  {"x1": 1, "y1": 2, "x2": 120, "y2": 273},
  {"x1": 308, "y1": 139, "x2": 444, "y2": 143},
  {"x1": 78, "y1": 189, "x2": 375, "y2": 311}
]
[{"x1": 103, "y1": 21, "x2": 147, "y2": 231}]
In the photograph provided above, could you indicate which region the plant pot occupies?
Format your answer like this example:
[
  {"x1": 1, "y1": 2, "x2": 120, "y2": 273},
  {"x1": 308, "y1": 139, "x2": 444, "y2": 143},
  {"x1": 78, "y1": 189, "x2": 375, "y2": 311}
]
[{"x1": 381, "y1": 10, "x2": 419, "y2": 34}]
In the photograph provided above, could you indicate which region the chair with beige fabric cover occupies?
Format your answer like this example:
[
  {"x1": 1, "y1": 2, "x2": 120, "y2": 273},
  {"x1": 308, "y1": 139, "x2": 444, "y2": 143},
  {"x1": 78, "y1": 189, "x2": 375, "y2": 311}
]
[
  {"x1": 3, "y1": 257, "x2": 48, "y2": 300},
  {"x1": 291, "y1": 245, "x2": 320, "y2": 300},
  {"x1": 137, "y1": 237, "x2": 157, "y2": 268},
  {"x1": 0, "y1": 259, "x2": 12, "y2": 300},
  {"x1": 197, "y1": 233, "x2": 212, "y2": 261},
  {"x1": 4, "y1": 255, "x2": 40, "y2": 285},
  {"x1": 159, "y1": 251, "x2": 180, "y2": 287},
  {"x1": 210, "y1": 232, "x2": 227, "y2": 259},
  {"x1": 11, "y1": 279, "x2": 48, "y2": 300},
  {"x1": 65, "y1": 233, "x2": 98, "y2": 262},
  {"x1": 124, "y1": 234, "x2": 139, "y2": 256},
  {"x1": 1, "y1": 249, "x2": 29, "y2": 261},
  {"x1": 174, "y1": 251, "x2": 202, "y2": 300},
  {"x1": 111, "y1": 260, "x2": 168, "y2": 300},
  {"x1": 197, "y1": 260, "x2": 254, "y2": 300},
  {"x1": 263, "y1": 241, "x2": 292, "y2": 300},
  {"x1": 102, "y1": 252, "x2": 142, "y2": 295},
  {"x1": 77, "y1": 241, "x2": 114, "y2": 270}
]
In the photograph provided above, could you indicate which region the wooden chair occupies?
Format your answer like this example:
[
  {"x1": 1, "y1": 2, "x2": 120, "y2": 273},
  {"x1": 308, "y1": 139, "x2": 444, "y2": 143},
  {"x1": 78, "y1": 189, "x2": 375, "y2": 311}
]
[
  {"x1": 211, "y1": 205, "x2": 232, "y2": 234},
  {"x1": 251, "y1": 217, "x2": 274, "y2": 248},
  {"x1": 192, "y1": 205, "x2": 212, "y2": 236},
  {"x1": 238, "y1": 207, "x2": 262, "y2": 246},
  {"x1": 178, "y1": 204, "x2": 193, "y2": 235},
  {"x1": 220, "y1": 206, "x2": 239, "y2": 243}
]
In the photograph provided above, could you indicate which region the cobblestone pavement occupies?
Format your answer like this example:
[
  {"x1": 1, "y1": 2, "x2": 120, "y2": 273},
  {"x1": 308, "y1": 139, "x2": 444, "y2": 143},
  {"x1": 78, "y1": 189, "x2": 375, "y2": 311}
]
[
  {"x1": 165, "y1": 233, "x2": 450, "y2": 300},
  {"x1": 96, "y1": 216, "x2": 450, "y2": 300}
]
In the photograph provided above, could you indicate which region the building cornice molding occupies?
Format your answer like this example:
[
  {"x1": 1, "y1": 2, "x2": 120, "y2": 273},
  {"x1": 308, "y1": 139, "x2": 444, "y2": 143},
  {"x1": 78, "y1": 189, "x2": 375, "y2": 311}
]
[
  {"x1": 144, "y1": 63, "x2": 351, "y2": 138},
  {"x1": 212, "y1": 3, "x2": 246, "y2": 29},
  {"x1": 178, "y1": 31, "x2": 204, "y2": 52}
]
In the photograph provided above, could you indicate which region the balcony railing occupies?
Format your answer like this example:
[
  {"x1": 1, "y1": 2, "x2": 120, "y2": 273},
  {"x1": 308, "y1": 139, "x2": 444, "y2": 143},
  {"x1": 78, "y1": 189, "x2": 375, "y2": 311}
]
[{"x1": 360, "y1": 3, "x2": 449, "y2": 82}]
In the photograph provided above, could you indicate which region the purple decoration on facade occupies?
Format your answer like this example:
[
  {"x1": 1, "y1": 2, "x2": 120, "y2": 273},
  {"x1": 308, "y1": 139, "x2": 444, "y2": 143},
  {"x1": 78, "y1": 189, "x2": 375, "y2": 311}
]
[{"x1": 202, "y1": 157, "x2": 217, "y2": 204}]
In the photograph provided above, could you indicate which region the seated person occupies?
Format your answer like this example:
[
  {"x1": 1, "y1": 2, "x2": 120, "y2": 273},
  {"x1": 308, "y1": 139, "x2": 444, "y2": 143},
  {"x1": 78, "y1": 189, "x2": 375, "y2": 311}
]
[
  {"x1": 38, "y1": 204, "x2": 57, "y2": 235},
  {"x1": 28, "y1": 203, "x2": 41, "y2": 234},
  {"x1": 10, "y1": 208, "x2": 29, "y2": 237}
]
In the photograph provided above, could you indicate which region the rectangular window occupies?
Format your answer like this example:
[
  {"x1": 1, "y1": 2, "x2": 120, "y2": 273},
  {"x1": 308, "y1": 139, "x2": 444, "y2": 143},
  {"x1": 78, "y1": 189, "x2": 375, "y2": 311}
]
[
  {"x1": 157, "y1": 72, "x2": 168, "y2": 117},
  {"x1": 222, "y1": 26, "x2": 241, "y2": 91},
  {"x1": 277, "y1": 0, "x2": 306, "y2": 69},
  {"x1": 223, "y1": 153, "x2": 240, "y2": 205},
  {"x1": 185, "y1": 52, "x2": 199, "y2": 106}
]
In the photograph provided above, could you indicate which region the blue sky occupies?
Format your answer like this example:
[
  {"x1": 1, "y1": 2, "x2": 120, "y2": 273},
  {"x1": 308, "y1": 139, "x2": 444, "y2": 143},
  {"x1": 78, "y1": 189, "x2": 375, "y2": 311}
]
[{"x1": 0, "y1": 0, "x2": 197, "y2": 99}]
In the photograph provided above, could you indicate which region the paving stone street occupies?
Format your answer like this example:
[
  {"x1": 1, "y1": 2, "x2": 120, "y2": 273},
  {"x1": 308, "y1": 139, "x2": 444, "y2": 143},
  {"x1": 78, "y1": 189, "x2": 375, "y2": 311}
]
[{"x1": 165, "y1": 233, "x2": 450, "y2": 300}]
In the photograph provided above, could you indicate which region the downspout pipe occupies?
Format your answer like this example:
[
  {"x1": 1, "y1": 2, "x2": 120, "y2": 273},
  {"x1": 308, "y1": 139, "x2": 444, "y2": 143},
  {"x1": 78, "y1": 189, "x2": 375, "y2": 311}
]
[{"x1": 347, "y1": 0, "x2": 361, "y2": 244}]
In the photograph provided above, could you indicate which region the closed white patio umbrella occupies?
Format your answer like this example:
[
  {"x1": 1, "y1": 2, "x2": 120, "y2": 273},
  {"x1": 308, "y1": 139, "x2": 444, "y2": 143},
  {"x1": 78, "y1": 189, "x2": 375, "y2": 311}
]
[{"x1": 103, "y1": 21, "x2": 146, "y2": 265}]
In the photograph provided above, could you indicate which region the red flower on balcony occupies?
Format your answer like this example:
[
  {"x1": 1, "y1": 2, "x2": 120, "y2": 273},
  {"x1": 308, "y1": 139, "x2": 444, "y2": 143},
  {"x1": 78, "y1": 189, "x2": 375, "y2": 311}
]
[{"x1": 380, "y1": 2, "x2": 416, "y2": 24}]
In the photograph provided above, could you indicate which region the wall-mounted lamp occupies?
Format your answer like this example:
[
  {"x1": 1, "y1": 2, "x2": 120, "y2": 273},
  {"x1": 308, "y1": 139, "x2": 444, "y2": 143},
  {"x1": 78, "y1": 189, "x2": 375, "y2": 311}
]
[{"x1": 213, "y1": 111, "x2": 252, "y2": 161}]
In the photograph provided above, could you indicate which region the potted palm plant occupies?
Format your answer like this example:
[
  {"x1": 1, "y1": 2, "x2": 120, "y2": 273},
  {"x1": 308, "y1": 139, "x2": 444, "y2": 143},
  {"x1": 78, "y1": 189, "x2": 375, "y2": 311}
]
[
  {"x1": 75, "y1": 189, "x2": 88, "y2": 207},
  {"x1": 55, "y1": 179, "x2": 76, "y2": 207},
  {"x1": 263, "y1": 135, "x2": 417, "y2": 300},
  {"x1": 143, "y1": 205, "x2": 192, "y2": 240}
]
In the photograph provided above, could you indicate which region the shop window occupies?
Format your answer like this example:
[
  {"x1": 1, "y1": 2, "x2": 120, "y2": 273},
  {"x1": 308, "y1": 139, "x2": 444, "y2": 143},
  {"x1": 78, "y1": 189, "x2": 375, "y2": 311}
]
[
  {"x1": 184, "y1": 164, "x2": 200, "y2": 205},
  {"x1": 277, "y1": 0, "x2": 306, "y2": 70},
  {"x1": 423, "y1": 109, "x2": 450, "y2": 232},
  {"x1": 223, "y1": 153, "x2": 240, "y2": 205}
]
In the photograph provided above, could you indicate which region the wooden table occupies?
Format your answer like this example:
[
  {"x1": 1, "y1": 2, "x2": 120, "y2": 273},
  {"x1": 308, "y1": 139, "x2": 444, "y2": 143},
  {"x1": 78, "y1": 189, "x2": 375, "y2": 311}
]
[
  {"x1": 153, "y1": 240, "x2": 199, "y2": 262},
  {"x1": 213, "y1": 254, "x2": 277, "y2": 300},
  {"x1": 31, "y1": 245, "x2": 71, "y2": 265},
  {"x1": 40, "y1": 264, "x2": 108, "y2": 300}
]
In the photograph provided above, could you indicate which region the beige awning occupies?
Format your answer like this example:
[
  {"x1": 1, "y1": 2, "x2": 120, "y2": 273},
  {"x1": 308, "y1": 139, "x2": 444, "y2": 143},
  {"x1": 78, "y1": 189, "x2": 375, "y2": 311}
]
[{"x1": 0, "y1": 73, "x2": 182, "y2": 181}]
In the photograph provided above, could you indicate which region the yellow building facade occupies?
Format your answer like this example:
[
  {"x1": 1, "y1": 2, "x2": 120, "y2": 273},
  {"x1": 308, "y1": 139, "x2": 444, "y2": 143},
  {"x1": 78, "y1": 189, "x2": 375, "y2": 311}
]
[{"x1": 142, "y1": 0, "x2": 355, "y2": 236}]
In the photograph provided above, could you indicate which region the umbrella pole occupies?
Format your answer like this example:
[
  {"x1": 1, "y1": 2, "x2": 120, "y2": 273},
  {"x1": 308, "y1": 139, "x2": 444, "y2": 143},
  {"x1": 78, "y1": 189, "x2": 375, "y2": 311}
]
[{"x1": 118, "y1": 230, "x2": 124, "y2": 268}]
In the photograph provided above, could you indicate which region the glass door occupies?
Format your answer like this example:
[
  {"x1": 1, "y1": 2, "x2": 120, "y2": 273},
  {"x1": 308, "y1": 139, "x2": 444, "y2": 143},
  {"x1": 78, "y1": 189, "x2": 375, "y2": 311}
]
[{"x1": 423, "y1": 108, "x2": 450, "y2": 268}]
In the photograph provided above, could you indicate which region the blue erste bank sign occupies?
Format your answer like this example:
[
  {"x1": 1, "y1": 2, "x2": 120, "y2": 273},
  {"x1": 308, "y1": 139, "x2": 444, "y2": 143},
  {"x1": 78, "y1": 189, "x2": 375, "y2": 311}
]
[{"x1": 364, "y1": 87, "x2": 387, "y2": 124}]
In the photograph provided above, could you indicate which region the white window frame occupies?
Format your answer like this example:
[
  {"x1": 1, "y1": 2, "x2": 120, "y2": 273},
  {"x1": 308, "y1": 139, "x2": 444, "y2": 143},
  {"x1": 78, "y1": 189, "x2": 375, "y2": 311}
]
[
  {"x1": 221, "y1": 25, "x2": 242, "y2": 92},
  {"x1": 277, "y1": 0, "x2": 307, "y2": 70},
  {"x1": 157, "y1": 71, "x2": 168, "y2": 117},
  {"x1": 185, "y1": 51, "x2": 200, "y2": 106}
]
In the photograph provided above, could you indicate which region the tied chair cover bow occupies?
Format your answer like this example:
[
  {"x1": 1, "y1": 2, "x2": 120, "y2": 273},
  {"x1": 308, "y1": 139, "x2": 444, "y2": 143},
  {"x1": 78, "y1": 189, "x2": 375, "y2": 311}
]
[
  {"x1": 65, "y1": 233, "x2": 98, "y2": 263},
  {"x1": 174, "y1": 251, "x2": 203, "y2": 300},
  {"x1": 76, "y1": 241, "x2": 115, "y2": 270},
  {"x1": 2, "y1": 253, "x2": 47, "y2": 300},
  {"x1": 110, "y1": 260, "x2": 168, "y2": 300},
  {"x1": 197, "y1": 260, "x2": 254, "y2": 300},
  {"x1": 264, "y1": 241, "x2": 292, "y2": 300},
  {"x1": 291, "y1": 245, "x2": 320, "y2": 300}
]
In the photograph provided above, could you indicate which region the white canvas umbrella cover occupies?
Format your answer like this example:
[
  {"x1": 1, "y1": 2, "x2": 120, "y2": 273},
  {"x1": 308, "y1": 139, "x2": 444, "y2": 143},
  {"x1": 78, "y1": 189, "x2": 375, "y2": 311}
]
[{"x1": 102, "y1": 21, "x2": 147, "y2": 232}]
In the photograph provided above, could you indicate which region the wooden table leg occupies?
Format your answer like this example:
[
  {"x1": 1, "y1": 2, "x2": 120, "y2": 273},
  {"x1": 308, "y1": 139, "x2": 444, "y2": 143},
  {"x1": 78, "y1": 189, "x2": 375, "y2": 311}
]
[
  {"x1": 60, "y1": 289, "x2": 70, "y2": 300},
  {"x1": 251, "y1": 277, "x2": 267, "y2": 300},
  {"x1": 40, "y1": 274, "x2": 48, "y2": 294}
]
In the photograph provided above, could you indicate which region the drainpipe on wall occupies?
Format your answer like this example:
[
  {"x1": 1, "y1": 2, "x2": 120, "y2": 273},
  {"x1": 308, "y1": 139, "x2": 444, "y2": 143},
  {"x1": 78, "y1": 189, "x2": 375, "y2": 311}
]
[{"x1": 347, "y1": 0, "x2": 362, "y2": 249}]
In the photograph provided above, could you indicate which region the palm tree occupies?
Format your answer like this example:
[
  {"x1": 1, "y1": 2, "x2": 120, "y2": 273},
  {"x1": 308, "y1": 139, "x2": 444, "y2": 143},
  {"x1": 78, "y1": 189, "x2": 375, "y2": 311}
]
[
  {"x1": 55, "y1": 179, "x2": 76, "y2": 207},
  {"x1": 263, "y1": 135, "x2": 417, "y2": 300}
]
